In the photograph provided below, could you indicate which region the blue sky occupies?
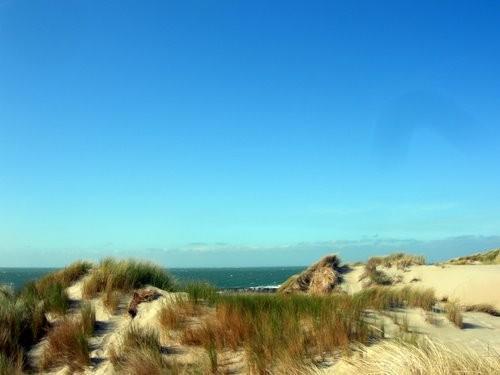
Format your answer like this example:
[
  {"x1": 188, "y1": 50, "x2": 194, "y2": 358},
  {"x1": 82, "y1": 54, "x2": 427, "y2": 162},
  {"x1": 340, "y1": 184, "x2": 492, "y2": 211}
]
[{"x1": 1, "y1": 1, "x2": 500, "y2": 266}]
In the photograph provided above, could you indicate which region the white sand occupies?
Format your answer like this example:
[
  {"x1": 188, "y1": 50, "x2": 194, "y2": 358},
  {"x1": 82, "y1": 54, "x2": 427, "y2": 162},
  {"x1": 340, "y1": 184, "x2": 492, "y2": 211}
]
[{"x1": 342, "y1": 264, "x2": 500, "y2": 309}]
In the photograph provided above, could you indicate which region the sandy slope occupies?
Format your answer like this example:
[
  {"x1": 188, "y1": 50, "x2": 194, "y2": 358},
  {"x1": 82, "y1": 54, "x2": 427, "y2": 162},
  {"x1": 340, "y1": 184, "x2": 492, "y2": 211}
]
[{"x1": 342, "y1": 264, "x2": 500, "y2": 309}]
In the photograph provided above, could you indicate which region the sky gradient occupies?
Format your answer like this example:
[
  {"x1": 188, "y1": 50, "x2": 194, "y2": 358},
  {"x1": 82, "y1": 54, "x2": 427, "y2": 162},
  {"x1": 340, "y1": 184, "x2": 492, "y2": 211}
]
[{"x1": 1, "y1": 1, "x2": 500, "y2": 266}]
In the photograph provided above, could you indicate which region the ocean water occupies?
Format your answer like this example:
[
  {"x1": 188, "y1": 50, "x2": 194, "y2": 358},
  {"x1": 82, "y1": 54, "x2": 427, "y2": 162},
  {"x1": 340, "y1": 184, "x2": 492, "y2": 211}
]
[{"x1": 0, "y1": 266, "x2": 305, "y2": 291}]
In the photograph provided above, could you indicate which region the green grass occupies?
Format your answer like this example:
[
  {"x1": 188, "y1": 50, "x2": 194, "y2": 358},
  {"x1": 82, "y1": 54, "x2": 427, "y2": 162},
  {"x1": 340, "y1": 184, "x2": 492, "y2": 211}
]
[
  {"x1": 35, "y1": 261, "x2": 92, "y2": 294},
  {"x1": 82, "y1": 258, "x2": 176, "y2": 299},
  {"x1": 0, "y1": 261, "x2": 92, "y2": 372},
  {"x1": 354, "y1": 286, "x2": 436, "y2": 311},
  {"x1": 183, "y1": 282, "x2": 219, "y2": 305}
]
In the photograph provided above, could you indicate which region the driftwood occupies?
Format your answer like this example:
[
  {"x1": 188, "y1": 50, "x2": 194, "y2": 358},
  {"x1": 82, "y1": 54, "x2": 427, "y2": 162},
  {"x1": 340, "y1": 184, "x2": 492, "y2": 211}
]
[{"x1": 127, "y1": 289, "x2": 161, "y2": 318}]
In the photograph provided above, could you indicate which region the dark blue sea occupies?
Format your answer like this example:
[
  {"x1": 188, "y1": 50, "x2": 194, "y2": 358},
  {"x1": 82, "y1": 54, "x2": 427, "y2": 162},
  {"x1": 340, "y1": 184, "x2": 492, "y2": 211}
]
[{"x1": 0, "y1": 266, "x2": 305, "y2": 291}]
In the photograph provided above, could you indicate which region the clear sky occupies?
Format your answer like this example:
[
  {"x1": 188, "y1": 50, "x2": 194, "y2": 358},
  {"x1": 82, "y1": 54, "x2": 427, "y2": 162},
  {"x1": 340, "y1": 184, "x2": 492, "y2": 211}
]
[{"x1": 1, "y1": 1, "x2": 500, "y2": 267}]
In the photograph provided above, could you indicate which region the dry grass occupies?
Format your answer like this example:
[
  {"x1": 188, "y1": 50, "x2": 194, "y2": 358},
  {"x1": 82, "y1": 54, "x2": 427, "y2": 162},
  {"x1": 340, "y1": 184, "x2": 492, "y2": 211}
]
[
  {"x1": 359, "y1": 253, "x2": 425, "y2": 287},
  {"x1": 367, "y1": 253, "x2": 426, "y2": 270},
  {"x1": 343, "y1": 336, "x2": 500, "y2": 374},
  {"x1": 80, "y1": 302, "x2": 96, "y2": 336},
  {"x1": 40, "y1": 318, "x2": 90, "y2": 372},
  {"x1": 464, "y1": 303, "x2": 500, "y2": 317},
  {"x1": 445, "y1": 301, "x2": 463, "y2": 328},
  {"x1": 359, "y1": 261, "x2": 393, "y2": 286},
  {"x1": 447, "y1": 248, "x2": 500, "y2": 265},
  {"x1": 158, "y1": 297, "x2": 202, "y2": 331},
  {"x1": 102, "y1": 280, "x2": 122, "y2": 312},
  {"x1": 109, "y1": 325, "x2": 194, "y2": 375},
  {"x1": 82, "y1": 258, "x2": 175, "y2": 300},
  {"x1": 278, "y1": 254, "x2": 342, "y2": 294}
]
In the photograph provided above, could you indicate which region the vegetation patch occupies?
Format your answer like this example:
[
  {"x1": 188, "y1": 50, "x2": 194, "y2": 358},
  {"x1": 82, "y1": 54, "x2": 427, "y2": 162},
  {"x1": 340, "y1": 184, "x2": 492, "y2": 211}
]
[
  {"x1": 463, "y1": 303, "x2": 500, "y2": 317},
  {"x1": 82, "y1": 258, "x2": 176, "y2": 300},
  {"x1": 445, "y1": 301, "x2": 463, "y2": 328},
  {"x1": 109, "y1": 325, "x2": 195, "y2": 375},
  {"x1": 0, "y1": 261, "x2": 92, "y2": 373},
  {"x1": 447, "y1": 248, "x2": 500, "y2": 265},
  {"x1": 39, "y1": 318, "x2": 90, "y2": 372},
  {"x1": 179, "y1": 293, "x2": 373, "y2": 373},
  {"x1": 345, "y1": 336, "x2": 500, "y2": 374}
]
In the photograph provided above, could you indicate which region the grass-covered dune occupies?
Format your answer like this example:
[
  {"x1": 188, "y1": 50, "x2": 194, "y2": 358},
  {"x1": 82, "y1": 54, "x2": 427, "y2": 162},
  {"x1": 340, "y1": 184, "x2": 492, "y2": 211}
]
[
  {"x1": 446, "y1": 248, "x2": 500, "y2": 265},
  {"x1": 1, "y1": 254, "x2": 500, "y2": 374}
]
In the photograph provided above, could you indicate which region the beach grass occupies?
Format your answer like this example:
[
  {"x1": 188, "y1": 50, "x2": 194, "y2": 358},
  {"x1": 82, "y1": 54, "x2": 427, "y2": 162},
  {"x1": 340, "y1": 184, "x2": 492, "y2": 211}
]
[
  {"x1": 179, "y1": 293, "x2": 372, "y2": 373},
  {"x1": 445, "y1": 301, "x2": 463, "y2": 328},
  {"x1": 82, "y1": 258, "x2": 176, "y2": 300},
  {"x1": 359, "y1": 253, "x2": 426, "y2": 287},
  {"x1": 343, "y1": 336, "x2": 500, "y2": 375},
  {"x1": 39, "y1": 318, "x2": 90, "y2": 372},
  {"x1": 447, "y1": 248, "x2": 500, "y2": 265},
  {"x1": 109, "y1": 325, "x2": 191, "y2": 375}
]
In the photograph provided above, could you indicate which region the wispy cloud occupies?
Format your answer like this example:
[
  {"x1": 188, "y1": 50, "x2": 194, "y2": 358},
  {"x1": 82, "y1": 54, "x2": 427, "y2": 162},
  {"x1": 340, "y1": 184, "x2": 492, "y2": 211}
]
[{"x1": 2, "y1": 235, "x2": 499, "y2": 267}]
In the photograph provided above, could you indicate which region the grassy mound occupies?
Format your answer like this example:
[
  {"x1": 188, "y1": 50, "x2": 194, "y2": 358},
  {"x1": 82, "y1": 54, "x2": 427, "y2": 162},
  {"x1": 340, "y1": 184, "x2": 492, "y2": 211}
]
[
  {"x1": 447, "y1": 248, "x2": 500, "y2": 265},
  {"x1": 359, "y1": 253, "x2": 425, "y2": 287},
  {"x1": 278, "y1": 254, "x2": 342, "y2": 294},
  {"x1": 82, "y1": 258, "x2": 176, "y2": 312}
]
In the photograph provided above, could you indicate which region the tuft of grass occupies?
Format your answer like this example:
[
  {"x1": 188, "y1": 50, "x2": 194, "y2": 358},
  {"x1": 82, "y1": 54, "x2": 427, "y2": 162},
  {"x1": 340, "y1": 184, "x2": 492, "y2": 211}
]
[
  {"x1": 344, "y1": 336, "x2": 500, "y2": 374},
  {"x1": 40, "y1": 318, "x2": 90, "y2": 372},
  {"x1": 109, "y1": 325, "x2": 185, "y2": 375},
  {"x1": 379, "y1": 253, "x2": 426, "y2": 269},
  {"x1": 0, "y1": 288, "x2": 48, "y2": 370},
  {"x1": 102, "y1": 279, "x2": 122, "y2": 313},
  {"x1": 359, "y1": 258, "x2": 393, "y2": 286},
  {"x1": 445, "y1": 301, "x2": 463, "y2": 328},
  {"x1": 158, "y1": 297, "x2": 201, "y2": 331},
  {"x1": 82, "y1": 258, "x2": 175, "y2": 299},
  {"x1": 80, "y1": 302, "x2": 96, "y2": 336},
  {"x1": 360, "y1": 254, "x2": 425, "y2": 287}
]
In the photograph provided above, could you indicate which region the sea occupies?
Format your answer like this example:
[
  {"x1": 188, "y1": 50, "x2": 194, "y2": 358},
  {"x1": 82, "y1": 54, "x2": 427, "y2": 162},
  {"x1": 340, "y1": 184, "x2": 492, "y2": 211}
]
[{"x1": 0, "y1": 266, "x2": 305, "y2": 291}]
